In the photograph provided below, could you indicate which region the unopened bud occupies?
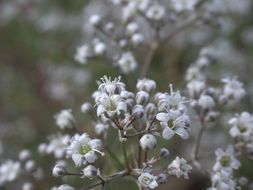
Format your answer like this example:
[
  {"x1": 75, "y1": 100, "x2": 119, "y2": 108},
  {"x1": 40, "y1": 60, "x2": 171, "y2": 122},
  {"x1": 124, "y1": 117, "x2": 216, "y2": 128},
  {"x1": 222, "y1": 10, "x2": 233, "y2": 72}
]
[
  {"x1": 82, "y1": 165, "x2": 99, "y2": 179},
  {"x1": 136, "y1": 91, "x2": 149, "y2": 105},
  {"x1": 132, "y1": 105, "x2": 144, "y2": 119},
  {"x1": 52, "y1": 163, "x2": 67, "y2": 177},
  {"x1": 140, "y1": 134, "x2": 157, "y2": 151},
  {"x1": 160, "y1": 148, "x2": 170, "y2": 158}
]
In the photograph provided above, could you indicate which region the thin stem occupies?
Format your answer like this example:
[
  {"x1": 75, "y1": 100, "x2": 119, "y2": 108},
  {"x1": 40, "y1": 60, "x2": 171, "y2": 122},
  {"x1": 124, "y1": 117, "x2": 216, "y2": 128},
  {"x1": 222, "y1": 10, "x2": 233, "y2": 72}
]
[
  {"x1": 138, "y1": 137, "x2": 142, "y2": 168},
  {"x1": 193, "y1": 118, "x2": 205, "y2": 161},
  {"x1": 80, "y1": 170, "x2": 128, "y2": 190},
  {"x1": 144, "y1": 151, "x2": 148, "y2": 163},
  {"x1": 140, "y1": 42, "x2": 158, "y2": 78},
  {"x1": 121, "y1": 140, "x2": 131, "y2": 172}
]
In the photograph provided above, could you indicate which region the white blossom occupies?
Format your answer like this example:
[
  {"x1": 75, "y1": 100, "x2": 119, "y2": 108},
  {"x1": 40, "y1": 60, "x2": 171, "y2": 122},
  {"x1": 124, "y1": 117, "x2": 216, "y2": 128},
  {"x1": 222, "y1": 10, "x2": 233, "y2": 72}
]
[
  {"x1": 74, "y1": 45, "x2": 91, "y2": 64},
  {"x1": 55, "y1": 109, "x2": 75, "y2": 130},
  {"x1": 156, "y1": 110, "x2": 190, "y2": 140},
  {"x1": 0, "y1": 160, "x2": 21, "y2": 185},
  {"x1": 168, "y1": 157, "x2": 192, "y2": 179},
  {"x1": 138, "y1": 172, "x2": 158, "y2": 189},
  {"x1": 67, "y1": 133, "x2": 103, "y2": 167},
  {"x1": 228, "y1": 112, "x2": 253, "y2": 139},
  {"x1": 222, "y1": 77, "x2": 245, "y2": 101},
  {"x1": 117, "y1": 52, "x2": 137, "y2": 74}
]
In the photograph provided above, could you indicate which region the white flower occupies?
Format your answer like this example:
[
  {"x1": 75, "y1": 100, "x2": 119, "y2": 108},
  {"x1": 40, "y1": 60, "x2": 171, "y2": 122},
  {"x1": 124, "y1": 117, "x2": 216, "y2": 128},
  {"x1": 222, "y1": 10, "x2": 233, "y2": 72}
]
[
  {"x1": 228, "y1": 112, "x2": 253, "y2": 139},
  {"x1": 170, "y1": 0, "x2": 197, "y2": 12},
  {"x1": 146, "y1": 3, "x2": 165, "y2": 20},
  {"x1": 74, "y1": 44, "x2": 91, "y2": 64},
  {"x1": 95, "y1": 93, "x2": 127, "y2": 118},
  {"x1": 213, "y1": 146, "x2": 241, "y2": 174},
  {"x1": 22, "y1": 182, "x2": 33, "y2": 190},
  {"x1": 94, "y1": 123, "x2": 109, "y2": 135},
  {"x1": 67, "y1": 133, "x2": 103, "y2": 167},
  {"x1": 57, "y1": 184, "x2": 75, "y2": 190},
  {"x1": 98, "y1": 76, "x2": 125, "y2": 95},
  {"x1": 0, "y1": 160, "x2": 21, "y2": 185},
  {"x1": 89, "y1": 14, "x2": 101, "y2": 26},
  {"x1": 46, "y1": 134, "x2": 70, "y2": 158},
  {"x1": 94, "y1": 42, "x2": 106, "y2": 55},
  {"x1": 123, "y1": 2, "x2": 138, "y2": 21},
  {"x1": 209, "y1": 170, "x2": 236, "y2": 190},
  {"x1": 168, "y1": 157, "x2": 192, "y2": 179},
  {"x1": 139, "y1": 134, "x2": 157, "y2": 151},
  {"x1": 222, "y1": 77, "x2": 245, "y2": 101},
  {"x1": 82, "y1": 165, "x2": 99, "y2": 179},
  {"x1": 131, "y1": 33, "x2": 144, "y2": 45},
  {"x1": 81, "y1": 102, "x2": 92, "y2": 113},
  {"x1": 138, "y1": 172, "x2": 158, "y2": 189},
  {"x1": 19, "y1": 149, "x2": 31, "y2": 161},
  {"x1": 157, "y1": 86, "x2": 186, "y2": 112},
  {"x1": 137, "y1": 78, "x2": 156, "y2": 93},
  {"x1": 117, "y1": 52, "x2": 137, "y2": 74},
  {"x1": 126, "y1": 22, "x2": 139, "y2": 35},
  {"x1": 55, "y1": 109, "x2": 75, "y2": 130},
  {"x1": 156, "y1": 110, "x2": 190, "y2": 140},
  {"x1": 187, "y1": 80, "x2": 205, "y2": 98},
  {"x1": 197, "y1": 94, "x2": 215, "y2": 110}
]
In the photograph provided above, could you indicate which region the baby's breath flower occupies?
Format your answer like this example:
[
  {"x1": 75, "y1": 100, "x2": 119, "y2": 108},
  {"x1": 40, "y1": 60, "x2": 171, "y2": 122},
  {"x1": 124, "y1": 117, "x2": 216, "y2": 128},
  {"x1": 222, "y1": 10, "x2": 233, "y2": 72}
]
[
  {"x1": 140, "y1": 134, "x2": 157, "y2": 151},
  {"x1": 67, "y1": 133, "x2": 104, "y2": 167},
  {"x1": 168, "y1": 157, "x2": 192, "y2": 179},
  {"x1": 55, "y1": 109, "x2": 75, "y2": 130},
  {"x1": 138, "y1": 172, "x2": 158, "y2": 189}
]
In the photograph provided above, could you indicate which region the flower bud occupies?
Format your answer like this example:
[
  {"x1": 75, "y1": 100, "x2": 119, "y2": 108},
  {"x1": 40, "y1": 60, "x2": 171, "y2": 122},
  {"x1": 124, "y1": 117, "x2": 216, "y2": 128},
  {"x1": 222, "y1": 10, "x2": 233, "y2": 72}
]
[
  {"x1": 160, "y1": 148, "x2": 170, "y2": 158},
  {"x1": 140, "y1": 134, "x2": 157, "y2": 151},
  {"x1": 22, "y1": 182, "x2": 33, "y2": 190},
  {"x1": 57, "y1": 184, "x2": 75, "y2": 190},
  {"x1": 19, "y1": 149, "x2": 31, "y2": 161},
  {"x1": 136, "y1": 91, "x2": 149, "y2": 105},
  {"x1": 52, "y1": 163, "x2": 67, "y2": 177},
  {"x1": 25, "y1": 160, "x2": 36, "y2": 172},
  {"x1": 94, "y1": 42, "x2": 106, "y2": 55},
  {"x1": 82, "y1": 165, "x2": 99, "y2": 179},
  {"x1": 198, "y1": 94, "x2": 215, "y2": 110},
  {"x1": 132, "y1": 105, "x2": 144, "y2": 119},
  {"x1": 38, "y1": 143, "x2": 47, "y2": 154},
  {"x1": 218, "y1": 95, "x2": 228, "y2": 105},
  {"x1": 145, "y1": 103, "x2": 156, "y2": 115},
  {"x1": 131, "y1": 33, "x2": 144, "y2": 45},
  {"x1": 126, "y1": 22, "x2": 139, "y2": 35},
  {"x1": 81, "y1": 102, "x2": 92, "y2": 113},
  {"x1": 89, "y1": 14, "x2": 101, "y2": 26},
  {"x1": 137, "y1": 78, "x2": 156, "y2": 93},
  {"x1": 55, "y1": 109, "x2": 75, "y2": 130}
]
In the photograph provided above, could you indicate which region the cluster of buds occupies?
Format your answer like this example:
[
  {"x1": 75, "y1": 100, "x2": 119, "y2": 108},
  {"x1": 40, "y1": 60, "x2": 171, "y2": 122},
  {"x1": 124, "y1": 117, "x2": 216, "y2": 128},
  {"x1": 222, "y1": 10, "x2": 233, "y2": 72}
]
[
  {"x1": 0, "y1": 149, "x2": 44, "y2": 190},
  {"x1": 49, "y1": 75, "x2": 193, "y2": 189},
  {"x1": 186, "y1": 48, "x2": 245, "y2": 123},
  {"x1": 74, "y1": 0, "x2": 221, "y2": 74}
]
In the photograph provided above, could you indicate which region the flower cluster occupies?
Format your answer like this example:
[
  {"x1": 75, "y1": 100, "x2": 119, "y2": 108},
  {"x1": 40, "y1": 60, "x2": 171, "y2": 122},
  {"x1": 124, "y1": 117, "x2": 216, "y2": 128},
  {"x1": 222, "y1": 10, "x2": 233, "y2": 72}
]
[
  {"x1": 208, "y1": 146, "x2": 241, "y2": 190},
  {"x1": 228, "y1": 112, "x2": 253, "y2": 156}
]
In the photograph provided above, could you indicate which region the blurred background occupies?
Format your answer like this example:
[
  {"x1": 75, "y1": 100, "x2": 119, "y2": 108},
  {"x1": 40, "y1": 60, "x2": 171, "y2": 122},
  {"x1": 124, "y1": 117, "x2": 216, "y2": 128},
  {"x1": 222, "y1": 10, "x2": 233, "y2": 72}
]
[{"x1": 1, "y1": 0, "x2": 253, "y2": 189}]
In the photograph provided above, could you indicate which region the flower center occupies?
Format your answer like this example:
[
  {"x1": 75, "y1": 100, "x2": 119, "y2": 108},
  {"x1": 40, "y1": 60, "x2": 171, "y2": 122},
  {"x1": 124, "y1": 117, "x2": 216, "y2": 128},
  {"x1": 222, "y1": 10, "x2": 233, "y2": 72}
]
[
  {"x1": 238, "y1": 124, "x2": 247, "y2": 133},
  {"x1": 142, "y1": 176, "x2": 152, "y2": 185},
  {"x1": 167, "y1": 119, "x2": 174, "y2": 128},
  {"x1": 81, "y1": 144, "x2": 91, "y2": 155},
  {"x1": 220, "y1": 155, "x2": 231, "y2": 167}
]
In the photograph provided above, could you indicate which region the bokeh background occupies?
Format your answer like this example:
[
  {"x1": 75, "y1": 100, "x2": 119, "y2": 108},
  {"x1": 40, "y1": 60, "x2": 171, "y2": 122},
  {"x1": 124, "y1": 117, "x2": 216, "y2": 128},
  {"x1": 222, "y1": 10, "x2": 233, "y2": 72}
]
[{"x1": 1, "y1": 0, "x2": 253, "y2": 189}]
